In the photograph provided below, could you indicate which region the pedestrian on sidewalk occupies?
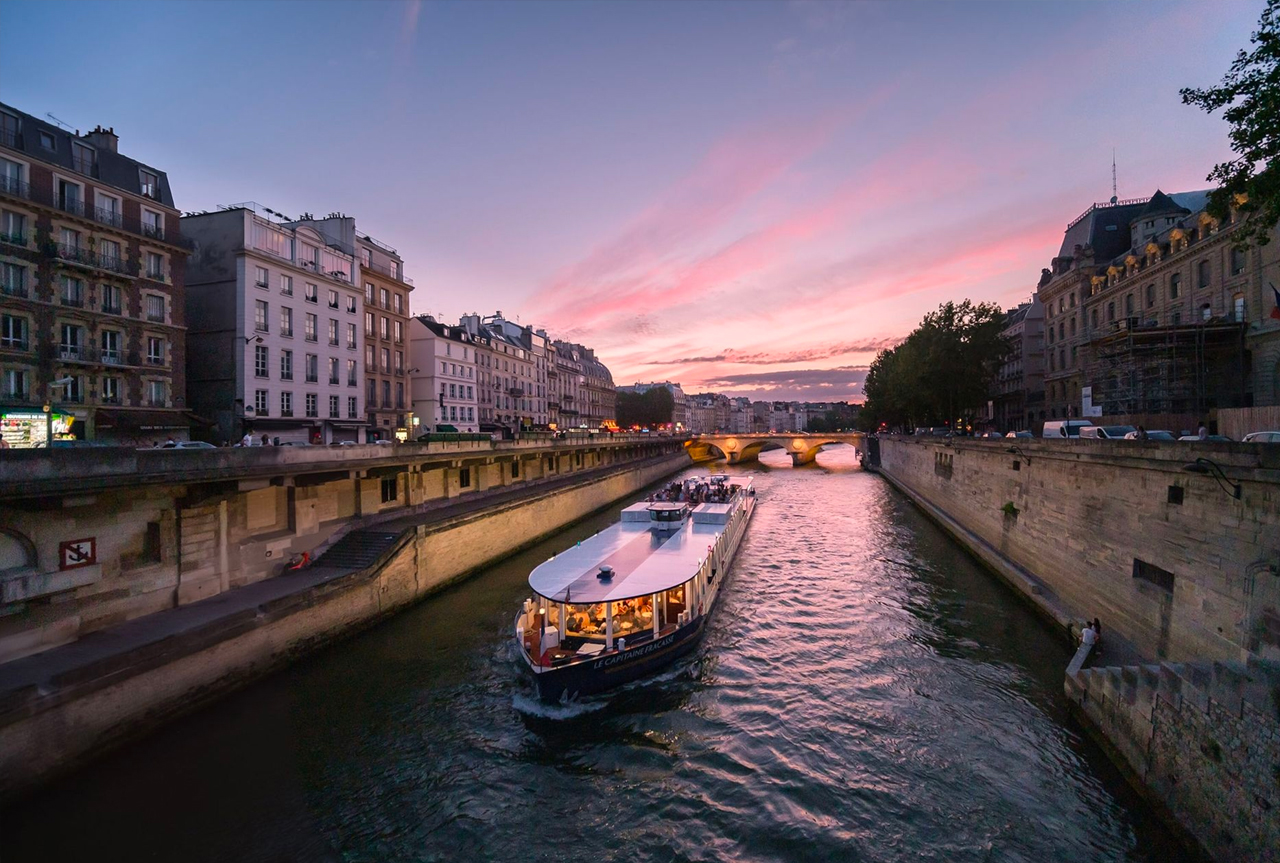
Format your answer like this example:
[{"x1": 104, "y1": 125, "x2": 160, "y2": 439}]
[{"x1": 1081, "y1": 621, "x2": 1097, "y2": 648}]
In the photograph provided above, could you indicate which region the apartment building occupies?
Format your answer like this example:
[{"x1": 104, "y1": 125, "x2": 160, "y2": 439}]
[
  {"x1": 409, "y1": 315, "x2": 479, "y2": 433},
  {"x1": 0, "y1": 103, "x2": 192, "y2": 446},
  {"x1": 993, "y1": 293, "x2": 1045, "y2": 433},
  {"x1": 182, "y1": 205, "x2": 364, "y2": 444}
]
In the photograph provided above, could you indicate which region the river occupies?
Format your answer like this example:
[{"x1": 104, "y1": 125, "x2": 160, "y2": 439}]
[{"x1": 3, "y1": 447, "x2": 1183, "y2": 862}]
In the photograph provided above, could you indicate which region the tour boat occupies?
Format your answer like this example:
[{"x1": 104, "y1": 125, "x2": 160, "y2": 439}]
[{"x1": 515, "y1": 474, "x2": 756, "y2": 702}]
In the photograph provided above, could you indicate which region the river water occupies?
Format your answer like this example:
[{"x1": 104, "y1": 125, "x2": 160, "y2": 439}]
[{"x1": 4, "y1": 448, "x2": 1183, "y2": 862}]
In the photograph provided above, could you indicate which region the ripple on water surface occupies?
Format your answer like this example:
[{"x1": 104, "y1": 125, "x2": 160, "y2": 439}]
[{"x1": 3, "y1": 447, "x2": 1183, "y2": 863}]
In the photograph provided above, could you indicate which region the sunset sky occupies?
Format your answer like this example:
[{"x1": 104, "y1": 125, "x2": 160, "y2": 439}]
[{"x1": 1, "y1": 0, "x2": 1262, "y2": 400}]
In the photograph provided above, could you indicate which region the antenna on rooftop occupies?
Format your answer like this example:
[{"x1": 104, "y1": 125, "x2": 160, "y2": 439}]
[
  {"x1": 46, "y1": 113, "x2": 73, "y2": 132},
  {"x1": 1110, "y1": 149, "x2": 1118, "y2": 205}
]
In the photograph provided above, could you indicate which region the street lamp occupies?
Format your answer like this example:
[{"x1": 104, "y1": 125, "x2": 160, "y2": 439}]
[
  {"x1": 1006, "y1": 445, "x2": 1031, "y2": 463},
  {"x1": 1182, "y1": 457, "x2": 1241, "y2": 500}
]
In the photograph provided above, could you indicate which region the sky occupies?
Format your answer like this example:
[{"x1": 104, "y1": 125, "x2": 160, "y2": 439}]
[{"x1": 0, "y1": 0, "x2": 1263, "y2": 401}]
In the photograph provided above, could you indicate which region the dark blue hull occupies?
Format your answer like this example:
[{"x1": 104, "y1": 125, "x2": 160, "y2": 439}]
[{"x1": 531, "y1": 618, "x2": 706, "y2": 702}]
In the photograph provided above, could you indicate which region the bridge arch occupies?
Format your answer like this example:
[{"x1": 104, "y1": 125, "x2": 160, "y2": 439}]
[{"x1": 690, "y1": 433, "x2": 865, "y2": 467}]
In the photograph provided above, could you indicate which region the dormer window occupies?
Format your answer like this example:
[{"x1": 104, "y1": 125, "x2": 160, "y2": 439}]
[
  {"x1": 38, "y1": 130, "x2": 55, "y2": 151},
  {"x1": 140, "y1": 169, "x2": 159, "y2": 199}
]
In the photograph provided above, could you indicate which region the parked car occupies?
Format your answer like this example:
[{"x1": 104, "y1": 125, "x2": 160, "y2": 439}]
[
  {"x1": 1041, "y1": 420, "x2": 1093, "y2": 438},
  {"x1": 163, "y1": 440, "x2": 217, "y2": 449},
  {"x1": 1079, "y1": 425, "x2": 1136, "y2": 439},
  {"x1": 1122, "y1": 429, "x2": 1177, "y2": 441},
  {"x1": 977, "y1": 431, "x2": 1003, "y2": 439},
  {"x1": 1241, "y1": 431, "x2": 1280, "y2": 443},
  {"x1": 1177, "y1": 434, "x2": 1234, "y2": 442},
  {"x1": 1005, "y1": 430, "x2": 1034, "y2": 439}
]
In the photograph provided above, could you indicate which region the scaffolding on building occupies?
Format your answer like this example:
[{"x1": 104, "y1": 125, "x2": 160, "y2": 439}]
[{"x1": 1084, "y1": 318, "x2": 1247, "y2": 418}]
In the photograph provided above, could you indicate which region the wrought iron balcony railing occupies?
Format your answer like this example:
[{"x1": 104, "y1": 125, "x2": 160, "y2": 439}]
[{"x1": 0, "y1": 175, "x2": 194, "y2": 250}]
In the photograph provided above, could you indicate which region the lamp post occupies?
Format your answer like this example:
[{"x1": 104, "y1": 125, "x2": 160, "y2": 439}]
[{"x1": 1182, "y1": 457, "x2": 1241, "y2": 500}]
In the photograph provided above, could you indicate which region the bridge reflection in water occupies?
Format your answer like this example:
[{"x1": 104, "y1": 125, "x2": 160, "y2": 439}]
[{"x1": 687, "y1": 432, "x2": 865, "y2": 466}]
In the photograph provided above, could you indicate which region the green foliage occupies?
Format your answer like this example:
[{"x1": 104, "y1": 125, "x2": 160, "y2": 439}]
[
  {"x1": 1001, "y1": 501, "x2": 1019, "y2": 518},
  {"x1": 805, "y1": 403, "x2": 861, "y2": 433},
  {"x1": 616, "y1": 386, "x2": 675, "y2": 428},
  {"x1": 859, "y1": 300, "x2": 1009, "y2": 431},
  {"x1": 1181, "y1": 0, "x2": 1280, "y2": 247}
]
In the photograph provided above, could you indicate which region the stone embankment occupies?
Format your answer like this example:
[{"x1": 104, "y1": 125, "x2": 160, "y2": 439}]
[
  {"x1": 868, "y1": 435, "x2": 1280, "y2": 862},
  {"x1": 0, "y1": 448, "x2": 689, "y2": 802}
]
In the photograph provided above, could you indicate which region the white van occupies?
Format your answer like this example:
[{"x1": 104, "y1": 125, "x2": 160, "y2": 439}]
[
  {"x1": 1042, "y1": 420, "x2": 1093, "y2": 439},
  {"x1": 1079, "y1": 425, "x2": 1136, "y2": 439}
]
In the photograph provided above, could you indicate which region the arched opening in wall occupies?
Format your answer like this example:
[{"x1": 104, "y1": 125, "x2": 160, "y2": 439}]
[{"x1": 0, "y1": 529, "x2": 36, "y2": 575}]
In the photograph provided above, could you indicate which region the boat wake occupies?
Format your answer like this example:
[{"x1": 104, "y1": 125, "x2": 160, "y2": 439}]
[{"x1": 511, "y1": 692, "x2": 609, "y2": 719}]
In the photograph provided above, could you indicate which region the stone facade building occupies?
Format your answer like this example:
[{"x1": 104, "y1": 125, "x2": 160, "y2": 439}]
[
  {"x1": 182, "y1": 205, "x2": 364, "y2": 444},
  {"x1": 408, "y1": 315, "x2": 479, "y2": 433},
  {"x1": 0, "y1": 103, "x2": 192, "y2": 446},
  {"x1": 1037, "y1": 189, "x2": 1280, "y2": 429},
  {"x1": 551, "y1": 338, "x2": 615, "y2": 429},
  {"x1": 688, "y1": 392, "x2": 731, "y2": 433},
  {"x1": 994, "y1": 293, "x2": 1045, "y2": 433},
  {"x1": 295, "y1": 218, "x2": 413, "y2": 441}
]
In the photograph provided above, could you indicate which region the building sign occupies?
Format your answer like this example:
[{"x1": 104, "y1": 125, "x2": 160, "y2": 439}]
[
  {"x1": 1, "y1": 411, "x2": 75, "y2": 449},
  {"x1": 1080, "y1": 387, "x2": 1103, "y2": 418},
  {"x1": 59, "y1": 537, "x2": 97, "y2": 570}
]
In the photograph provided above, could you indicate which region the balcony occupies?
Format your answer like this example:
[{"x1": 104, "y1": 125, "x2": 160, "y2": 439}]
[
  {"x1": 94, "y1": 207, "x2": 123, "y2": 229},
  {"x1": 328, "y1": 376, "x2": 340, "y2": 386},
  {"x1": 507, "y1": 387, "x2": 525, "y2": 397},
  {"x1": 146, "y1": 355, "x2": 165, "y2": 366},
  {"x1": 2, "y1": 282, "x2": 29, "y2": 299},
  {"x1": 101, "y1": 350, "x2": 122, "y2": 365},
  {"x1": 362, "y1": 258, "x2": 414, "y2": 286},
  {"x1": 0, "y1": 337, "x2": 29, "y2": 351},
  {"x1": 0, "y1": 177, "x2": 194, "y2": 250},
  {"x1": 60, "y1": 292, "x2": 85, "y2": 308},
  {"x1": 58, "y1": 344, "x2": 86, "y2": 361},
  {"x1": 57, "y1": 197, "x2": 86, "y2": 218},
  {"x1": 280, "y1": 327, "x2": 293, "y2": 338},
  {"x1": 0, "y1": 230, "x2": 27, "y2": 248},
  {"x1": 57, "y1": 243, "x2": 131, "y2": 274},
  {"x1": 104, "y1": 302, "x2": 123, "y2": 315}
]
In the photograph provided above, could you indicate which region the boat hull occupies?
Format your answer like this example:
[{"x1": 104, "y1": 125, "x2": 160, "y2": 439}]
[{"x1": 531, "y1": 617, "x2": 706, "y2": 702}]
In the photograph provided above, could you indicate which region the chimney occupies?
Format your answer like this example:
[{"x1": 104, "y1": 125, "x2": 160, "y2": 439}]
[{"x1": 85, "y1": 125, "x2": 118, "y2": 153}]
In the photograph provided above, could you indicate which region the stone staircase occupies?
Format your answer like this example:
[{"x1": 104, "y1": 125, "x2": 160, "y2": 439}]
[
  {"x1": 1067, "y1": 656, "x2": 1280, "y2": 724},
  {"x1": 312, "y1": 529, "x2": 405, "y2": 571}
]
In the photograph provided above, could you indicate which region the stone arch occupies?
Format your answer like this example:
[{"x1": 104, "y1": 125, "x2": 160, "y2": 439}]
[{"x1": 0, "y1": 528, "x2": 37, "y2": 575}]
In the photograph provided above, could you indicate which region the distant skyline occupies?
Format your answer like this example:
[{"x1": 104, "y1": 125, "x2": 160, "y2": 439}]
[{"x1": 0, "y1": 0, "x2": 1261, "y2": 400}]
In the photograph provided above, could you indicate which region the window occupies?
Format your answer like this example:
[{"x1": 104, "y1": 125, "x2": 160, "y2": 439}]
[
  {"x1": 1, "y1": 314, "x2": 28, "y2": 350},
  {"x1": 146, "y1": 294, "x2": 165, "y2": 322},
  {"x1": 1231, "y1": 247, "x2": 1246, "y2": 276},
  {"x1": 365, "y1": 311, "x2": 375, "y2": 336},
  {"x1": 395, "y1": 350, "x2": 404, "y2": 374},
  {"x1": 305, "y1": 393, "x2": 318, "y2": 418},
  {"x1": 0, "y1": 156, "x2": 22, "y2": 194},
  {"x1": 1107, "y1": 301, "x2": 1115, "y2": 322},
  {"x1": 1125, "y1": 294, "x2": 1134, "y2": 316},
  {"x1": 255, "y1": 266, "x2": 270, "y2": 289},
  {"x1": 347, "y1": 359, "x2": 357, "y2": 386},
  {"x1": 327, "y1": 289, "x2": 339, "y2": 309},
  {"x1": 380, "y1": 317, "x2": 390, "y2": 340},
  {"x1": 380, "y1": 476, "x2": 398, "y2": 503},
  {"x1": 60, "y1": 227, "x2": 79, "y2": 251},
  {"x1": 365, "y1": 282, "x2": 374, "y2": 303},
  {"x1": 1170, "y1": 273, "x2": 1181, "y2": 299},
  {"x1": 390, "y1": 261, "x2": 401, "y2": 280},
  {"x1": 255, "y1": 389, "x2": 269, "y2": 415},
  {"x1": 1173, "y1": 310, "x2": 1182, "y2": 326},
  {"x1": 380, "y1": 288, "x2": 389, "y2": 309},
  {"x1": 101, "y1": 329, "x2": 121, "y2": 363},
  {"x1": 329, "y1": 395, "x2": 340, "y2": 419},
  {"x1": 346, "y1": 322, "x2": 356, "y2": 349},
  {"x1": 254, "y1": 300, "x2": 269, "y2": 332},
  {"x1": 328, "y1": 318, "x2": 338, "y2": 345},
  {"x1": 1198, "y1": 259, "x2": 1210, "y2": 288},
  {"x1": 1069, "y1": 317, "x2": 1076, "y2": 337},
  {"x1": 0, "y1": 112, "x2": 18, "y2": 147},
  {"x1": 280, "y1": 306, "x2": 293, "y2": 337},
  {"x1": 367, "y1": 379, "x2": 377, "y2": 404},
  {"x1": 1233, "y1": 293, "x2": 1246, "y2": 321},
  {"x1": 393, "y1": 294, "x2": 403, "y2": 314},
  {"x1": 280, "y1": 391, "x2": 293, "y2": 416},
  {"x1": 146, "y1": 252, "x2": 164, "y2": 280},
  {"x1": 346, "y1": 296, "x2": 357, "y2": 314},
  {"x1": 101, "y1": 376, "x2": 120, "y2": 404},
  {"x1": 139, "y1": 169, "x2": 159, "y2": 199},
  {"x1": 328, "y1": 356, "x2": 339, "y2": 385},
  {"x1": 459, "y1": 468, "x2": 471, "y2": 488},
  {"x1": 142, "y1": 209, "x2": 163, "y2": 239},
  {"x1": 280, "y1": 275, "x2": 293, "y2": 296},
  {"x1": 280, "y1": 349, "x2": 293, "y2": 380},
  {"x1": 1132, "y1": 559, "x2": 1174, "y2": 592},
  {"x1": 305, "y1": 313, "x2": 317, "y2": 342},
  {"x1": 1145, "y1": 284, "x2": 1155, "y2": 308},
  {"x1": 305, "y1": 353, "x2": 318, "y2": 383},
  {"x1": 146, "y1": 380, "x2": 166, "y2": 406},
  {"x1": 61, "y1": 276, "x2": 84, "y2": 307},
  {"x1": 254, "y1": 345, "x2": 269, "y2": 378},
  {"x1": 395, "y1": 382, "x2": 404, "y2": 409},
  {"x1": 2, "y1": 369, "x2": 28, "y2": 399},
  {"x1": 450, "y1": 383, "x2": 457, "y2": 399},
  {"x1": 146, "y1": 336, "x2": 165, "y2": 365},
  {"x1": 381, "y1": 347, "x2": 390, "y2": 372},
  {"x1": 39, "y1": 130, "x2": 55, "y2": 151},
  {"x1": 382, "y1": 380, "x2": 391, "y2": 407},
  {"x1": 99, "y1": 239, "x2": 121, "y2": 270},
  {"x1": 1, "y1": 210, "x2": 25, "y2": 243},
  {"x1": 1, "y1": 262, "x2": 26, "y2": 297},
  {"x1": 394, "y1": 320, "x2": 403, "y2": 343},
  {"x1": 366, "y1": 345, "x2": 375, "y2": 369},
  {"x1": 360, "y1": 248, "x2": 372, "y2": 267},
  {"x1": 348, "y1": 396, "x2": 358, "y2": 419},
  {"x1": 1201, "y1": 303, "x2": 1212, "y2": 321},
  {"x1": 305, "y1": 283, "x2": 318, "y2": 303}
]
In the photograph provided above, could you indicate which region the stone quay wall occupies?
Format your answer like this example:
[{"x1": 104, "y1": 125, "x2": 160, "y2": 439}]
[
  {"x1": 0, "y1": 450, "x2": 690, "y2": 801},
  {"x1": 874, "y1": 436, "x2": 1280, "y2": 862},
  {"x1": 874, "y1": 436, "x2": 1280, "y2": 665}
]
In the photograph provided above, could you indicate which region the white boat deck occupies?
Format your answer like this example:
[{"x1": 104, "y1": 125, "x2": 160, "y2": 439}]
[{"x1": 529, "y1": 492, "x2": 747, "y2": 604}]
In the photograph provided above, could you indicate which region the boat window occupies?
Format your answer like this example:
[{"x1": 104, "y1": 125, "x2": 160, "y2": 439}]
[{"x1": 562, "y1": 603, "x2": 609, "y2": 638}]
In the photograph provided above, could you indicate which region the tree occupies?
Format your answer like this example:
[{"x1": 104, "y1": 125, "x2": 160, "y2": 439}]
[
  {"x1": 616, "y1": 386, "x2": 675, "y2": 428},
  {"x1": 1181, "y1": 0, "x2": 1280, "y2": 247},
  {"x1": 859, "y1": 300, "x2": 1009, "y2": 431}
]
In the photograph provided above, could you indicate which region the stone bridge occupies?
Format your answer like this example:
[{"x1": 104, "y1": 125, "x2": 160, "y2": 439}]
[{"x1": 686, "y1": 432, "x2": 866, "y2": 466}]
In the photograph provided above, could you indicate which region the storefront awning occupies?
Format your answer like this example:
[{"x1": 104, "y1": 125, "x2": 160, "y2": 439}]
[{"x1": 94, "y1": 409, "x2": 205, "y2": 431}]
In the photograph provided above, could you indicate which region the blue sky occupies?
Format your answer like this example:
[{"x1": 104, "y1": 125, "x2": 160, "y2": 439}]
[{"x1": 0, "y1": 0, "x2": 1263, "y2": 398}]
